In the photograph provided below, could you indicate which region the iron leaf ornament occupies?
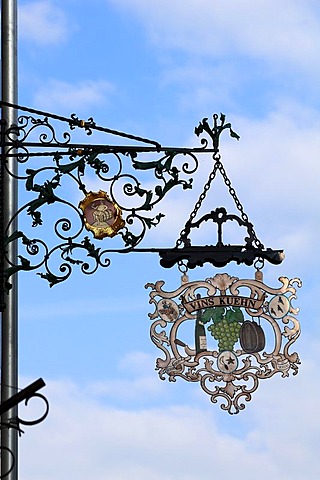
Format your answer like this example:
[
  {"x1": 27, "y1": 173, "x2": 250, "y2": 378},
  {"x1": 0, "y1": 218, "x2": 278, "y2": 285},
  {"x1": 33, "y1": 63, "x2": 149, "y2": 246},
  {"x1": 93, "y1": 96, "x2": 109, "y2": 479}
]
[{"x1": 194, "y1": 113, "x2": 240, "y2": 152}]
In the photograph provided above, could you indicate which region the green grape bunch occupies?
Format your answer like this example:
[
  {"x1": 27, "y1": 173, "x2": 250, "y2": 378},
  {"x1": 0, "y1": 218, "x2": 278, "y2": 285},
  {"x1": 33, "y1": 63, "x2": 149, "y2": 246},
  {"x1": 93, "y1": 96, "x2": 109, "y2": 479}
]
[
  {"x1": 201, "y1": 306, "x2": 244, "y2": 352},
  {"x1": 208, "y1": 318, "x2": 241, "y2": 352}
]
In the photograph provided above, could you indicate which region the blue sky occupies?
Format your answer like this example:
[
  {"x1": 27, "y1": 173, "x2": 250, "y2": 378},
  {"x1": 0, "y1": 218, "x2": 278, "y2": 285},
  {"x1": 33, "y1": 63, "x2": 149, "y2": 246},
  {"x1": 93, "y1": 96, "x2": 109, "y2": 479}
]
[{"x1": 12, "y1": 0, "x2": 320, "y2": 479}]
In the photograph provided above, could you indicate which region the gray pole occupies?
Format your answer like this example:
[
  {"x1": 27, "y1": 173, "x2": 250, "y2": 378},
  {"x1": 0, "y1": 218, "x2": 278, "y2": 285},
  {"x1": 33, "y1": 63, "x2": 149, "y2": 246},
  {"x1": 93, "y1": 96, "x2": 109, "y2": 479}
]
[{"x1": 1, "y1": 0, "x2": 18, "y2": 479}]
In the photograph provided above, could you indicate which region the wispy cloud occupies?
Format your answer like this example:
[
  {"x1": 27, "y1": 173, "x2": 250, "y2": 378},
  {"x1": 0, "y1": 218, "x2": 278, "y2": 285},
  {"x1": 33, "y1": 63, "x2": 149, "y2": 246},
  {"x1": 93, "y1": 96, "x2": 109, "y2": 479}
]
[
  {"x1": 19, "y1": 1, "x2": 72, "y2": 45},
  {"x1": 19, "y1": 352, "x2": 320, "y2": 480},
  {"x1": 110, "y1": 0, "x2": 320, "y2": 70},
  {"x1": 33, "y1": 78, "x2": 115, "y2": 112},
  {"x1": 107, "y1": 0, "x2": 320, "y2": 117}
]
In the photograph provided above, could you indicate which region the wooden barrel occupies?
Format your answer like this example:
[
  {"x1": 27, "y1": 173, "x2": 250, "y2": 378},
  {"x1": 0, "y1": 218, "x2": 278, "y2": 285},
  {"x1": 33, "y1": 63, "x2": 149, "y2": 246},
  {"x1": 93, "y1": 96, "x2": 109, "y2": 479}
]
[{"x1": 240, "y1": 321, "x2": 265, "y2": 353}]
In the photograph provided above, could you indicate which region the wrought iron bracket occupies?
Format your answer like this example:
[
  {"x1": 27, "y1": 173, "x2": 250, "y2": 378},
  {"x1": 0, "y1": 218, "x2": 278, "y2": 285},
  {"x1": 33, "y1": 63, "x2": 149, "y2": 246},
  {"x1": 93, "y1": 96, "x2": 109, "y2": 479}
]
[
  {"x1": 0, "y1": 101, "x2": 207, "y2": 298},
  {"x1": 158, "y1": 245, "x2": 284, "y2": 269},
  {"x1": 168, "y1": 113, "x2": 284, "y2": 270},
  {"x1": 0, "y1": 106, "x2": 283, "y2": 298},
  {"x1": 0, "y1": 379, "x2": 49, "y2": 478},
  {"x1": 158, "y1": 207, "x2": 284, "y2": 268}
]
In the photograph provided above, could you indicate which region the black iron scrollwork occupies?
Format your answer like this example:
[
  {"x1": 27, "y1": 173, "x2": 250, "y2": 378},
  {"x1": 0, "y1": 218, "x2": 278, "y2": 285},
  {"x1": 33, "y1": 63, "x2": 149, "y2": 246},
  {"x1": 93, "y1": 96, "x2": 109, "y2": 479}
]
[
  {"x1": 0, "y1": 106, "x2": 284, "y2": 295},
  {"x1": 194, "y1": 113, "x2": 240, "y2": 153},
  {"x1": 0, "y1": 379, "x2": 49, "y2": 479},
  {"x1": 17, "y1": 392, "x2": 49, "y2": 427},
  {"x1": 0, "y1": 102, "x2": 202, "y2": 295},
  {"x1": 159, "y1": 115, "x2": 284, "y2": 269}
]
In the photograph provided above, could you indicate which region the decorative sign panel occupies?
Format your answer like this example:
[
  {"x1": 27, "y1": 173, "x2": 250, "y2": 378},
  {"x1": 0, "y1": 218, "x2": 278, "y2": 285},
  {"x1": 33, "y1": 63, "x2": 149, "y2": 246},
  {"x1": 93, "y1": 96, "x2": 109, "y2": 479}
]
[
  {"x1": 79, "y1": 190, "x2": 125, "y2": 239},
  {"x1": 147, "y1": 273, "x2": 301, "y2": 414}
]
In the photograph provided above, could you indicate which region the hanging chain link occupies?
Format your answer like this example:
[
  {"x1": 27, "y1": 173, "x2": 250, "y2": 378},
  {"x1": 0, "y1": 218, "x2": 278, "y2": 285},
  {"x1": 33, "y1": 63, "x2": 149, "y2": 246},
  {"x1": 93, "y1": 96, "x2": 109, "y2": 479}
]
[
  {"x1": 176, "y1": 154, "x2": 264, "y2": 249},
  {"x1": 218, "y1": 161, "x2": 264, "y2": 249},
  {"x1": 175, "y1": 155, "x2": 221, "y2": 247}
]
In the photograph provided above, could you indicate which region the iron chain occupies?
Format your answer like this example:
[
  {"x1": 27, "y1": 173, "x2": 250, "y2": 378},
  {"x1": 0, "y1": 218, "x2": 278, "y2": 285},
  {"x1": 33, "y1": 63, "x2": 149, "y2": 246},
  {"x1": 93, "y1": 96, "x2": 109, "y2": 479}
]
[
  {"x1": 175, "y1": 156, "x2": 221, "y2": 247},
  {"x1": 218, "y1": 161, "x2": 264, "y2": 249},
  {"x1": 176, "y1": 154, "x2": 264, "y2": 249}
]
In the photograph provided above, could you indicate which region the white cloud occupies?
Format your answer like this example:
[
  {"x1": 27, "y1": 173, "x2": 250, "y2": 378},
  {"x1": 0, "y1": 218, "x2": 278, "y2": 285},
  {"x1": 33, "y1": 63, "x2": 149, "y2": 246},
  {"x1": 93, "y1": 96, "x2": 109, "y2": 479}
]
[
  {"x1": 159, "y1": 61, "x2": 241, "y2": 111},
  {"x1": 89, "y1": 352, "x2": 167, "y2": 400},
  {"x1": 109, "y1": 0, "x2": 320, "y2": 71},
  {"x1": 19, "y1": 349, "x2": 320, "y2": 480},
  {"x1": 19, "y1": 1, "x2": 71, "y2": 45},
  {"x1": 89, "y1": 375, "x2": 163, "y2": 401},
  {"x1": 33, "y1": 78, "x2": 115, "y2": 112}
]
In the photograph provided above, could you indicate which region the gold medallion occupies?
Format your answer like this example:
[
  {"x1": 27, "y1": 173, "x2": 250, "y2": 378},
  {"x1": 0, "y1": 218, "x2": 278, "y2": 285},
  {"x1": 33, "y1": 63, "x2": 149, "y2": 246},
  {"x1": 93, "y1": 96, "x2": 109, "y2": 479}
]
[{"x1": 79, "y1": 190, "x2": 125, "y2": 239}]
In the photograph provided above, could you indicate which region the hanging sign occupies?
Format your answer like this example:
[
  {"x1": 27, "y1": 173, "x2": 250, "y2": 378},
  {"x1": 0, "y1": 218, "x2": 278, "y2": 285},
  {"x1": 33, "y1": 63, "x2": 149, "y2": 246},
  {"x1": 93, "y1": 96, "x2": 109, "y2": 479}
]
[{"x1": 146, "y1": 273, "x2": 301, "y2": 414}]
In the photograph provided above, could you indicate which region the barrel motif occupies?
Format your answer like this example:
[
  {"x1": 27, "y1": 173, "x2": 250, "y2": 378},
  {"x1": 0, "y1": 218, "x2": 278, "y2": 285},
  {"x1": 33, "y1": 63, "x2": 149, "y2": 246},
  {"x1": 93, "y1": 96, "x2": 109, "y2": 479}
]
[{"x1": 240, "y1": 320, "x2": 265, "y2": 353}]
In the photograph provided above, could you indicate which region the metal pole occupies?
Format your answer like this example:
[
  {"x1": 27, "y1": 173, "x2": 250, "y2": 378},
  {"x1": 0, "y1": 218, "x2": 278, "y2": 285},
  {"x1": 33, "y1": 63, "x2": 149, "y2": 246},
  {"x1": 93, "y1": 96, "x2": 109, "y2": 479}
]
[{"x1": 1, "y1": 1, "x2": 18, "y2": 479}]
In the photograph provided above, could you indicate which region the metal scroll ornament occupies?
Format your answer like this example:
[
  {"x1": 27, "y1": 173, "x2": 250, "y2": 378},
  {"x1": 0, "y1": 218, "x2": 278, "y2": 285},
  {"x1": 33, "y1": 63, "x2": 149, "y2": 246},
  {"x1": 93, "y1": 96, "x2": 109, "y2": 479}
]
[
  {"x1": 0, "y1": 101, "x2": 200, "y2": 296},
  {"x1": 0, "y1": 379, "x2": 49, "y2": 478},
  {"x1": 146, "y1": 273, "x2": 301, "y2": 414}
]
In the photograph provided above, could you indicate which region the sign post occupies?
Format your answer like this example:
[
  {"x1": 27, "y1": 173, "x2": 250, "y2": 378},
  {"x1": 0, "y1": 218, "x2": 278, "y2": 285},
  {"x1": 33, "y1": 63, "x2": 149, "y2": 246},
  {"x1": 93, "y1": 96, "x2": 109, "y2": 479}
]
[{"x1": 1, "y1": 1, "x2": 18, "y2": 479}]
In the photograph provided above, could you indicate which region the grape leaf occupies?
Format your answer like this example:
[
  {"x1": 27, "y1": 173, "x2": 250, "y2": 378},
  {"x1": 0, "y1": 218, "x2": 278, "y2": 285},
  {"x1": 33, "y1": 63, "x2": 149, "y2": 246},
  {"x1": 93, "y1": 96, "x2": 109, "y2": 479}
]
[
  {"x1": 232, "y1": 307, "x2": 244, "y2": 323},
  {"x1": 211, "y1": 307, "x2": 225, "y2": 324},
  {"x1": 201, "y1": 307, "x2": 216, "y2": 324},
  {"x1": 201, "y1": 307, "x2": 225, "y2": 324},
  {"x1": 225, "y1": 307, "x2": 244, "y2": 324}
]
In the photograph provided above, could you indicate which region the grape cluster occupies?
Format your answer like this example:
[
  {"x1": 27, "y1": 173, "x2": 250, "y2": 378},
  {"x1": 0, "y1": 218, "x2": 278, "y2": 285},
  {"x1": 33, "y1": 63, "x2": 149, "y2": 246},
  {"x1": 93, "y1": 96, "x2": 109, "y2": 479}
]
[{"x1": 208, "y1": 318, "x2": 241, "y2": 352}]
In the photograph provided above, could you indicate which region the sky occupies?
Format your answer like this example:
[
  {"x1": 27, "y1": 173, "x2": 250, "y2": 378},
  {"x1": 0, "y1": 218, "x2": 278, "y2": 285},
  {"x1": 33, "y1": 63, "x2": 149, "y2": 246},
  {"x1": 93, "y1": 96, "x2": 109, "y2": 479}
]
[{"x1": 6, "y1": 0, "x2": 320, "y2": 478}]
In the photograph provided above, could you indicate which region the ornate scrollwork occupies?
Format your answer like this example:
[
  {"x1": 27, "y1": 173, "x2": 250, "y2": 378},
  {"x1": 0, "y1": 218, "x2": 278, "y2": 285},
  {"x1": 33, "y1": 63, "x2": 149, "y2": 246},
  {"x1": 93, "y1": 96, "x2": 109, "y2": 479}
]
[
  {"x1": 17, "y1": 392, "x2": 49, "y2": 427},
  {"x1": 157, "y1": 114, "x2": 284, "y2": 270},
  {"x1": 1, "y1": 104, "x2": 278, "y2": 297},
  {"x1": 1, "y1": 102, "x2": 211, "y2": 293},
  {"x1": 158, "y1": 206, "x2": 284, "y2": 269},
  {"x1": 194, "y1": 113, "x2": 240, "y2": 153},
  {"x1": 0, "y1": 382, "x2": 49, "y2": 479},
  {"x1": 147, "y1": 273, "x2": 301, "y2": 414}
]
